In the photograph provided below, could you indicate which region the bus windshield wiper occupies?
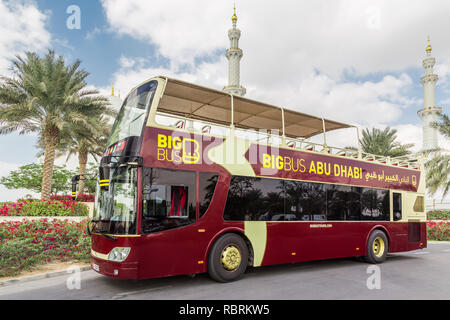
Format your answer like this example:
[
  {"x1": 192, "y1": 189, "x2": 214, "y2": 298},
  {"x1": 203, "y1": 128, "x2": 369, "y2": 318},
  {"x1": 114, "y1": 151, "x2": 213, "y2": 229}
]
[{"x1": 96, "y1": 230, "x2": 118, "y2": 241}]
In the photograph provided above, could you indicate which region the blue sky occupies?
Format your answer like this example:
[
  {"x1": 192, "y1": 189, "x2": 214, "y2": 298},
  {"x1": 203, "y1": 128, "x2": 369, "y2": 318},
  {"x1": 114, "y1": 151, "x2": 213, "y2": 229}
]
[
  {"x1": 36, "y1": 0, "x2": 162, "y2": 87},
  {"x1": 0, "y1": 0, "x2": 449, "y2": 201}
]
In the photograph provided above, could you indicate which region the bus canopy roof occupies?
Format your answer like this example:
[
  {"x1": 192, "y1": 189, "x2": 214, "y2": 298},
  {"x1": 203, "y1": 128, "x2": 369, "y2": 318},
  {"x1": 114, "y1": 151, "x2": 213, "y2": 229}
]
[{"x1": 157, "y1": 77, "x2": 352, "y2": 139}]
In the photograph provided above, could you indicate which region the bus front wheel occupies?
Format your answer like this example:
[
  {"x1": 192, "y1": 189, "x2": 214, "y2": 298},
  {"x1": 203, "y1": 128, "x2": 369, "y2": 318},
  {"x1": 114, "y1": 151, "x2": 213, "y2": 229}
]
[
  {"x1": 208, "y1": 233, "x2": 249, "y2": 283},
  {"x1": 365, "y1": 230, "x2": 389, "y2": 264}
]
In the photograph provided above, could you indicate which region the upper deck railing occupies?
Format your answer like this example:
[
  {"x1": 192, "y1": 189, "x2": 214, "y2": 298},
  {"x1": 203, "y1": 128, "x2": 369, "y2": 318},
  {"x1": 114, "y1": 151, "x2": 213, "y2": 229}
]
[{"x1": 155, "y1": 111, "x2": 422, "y2": 171}]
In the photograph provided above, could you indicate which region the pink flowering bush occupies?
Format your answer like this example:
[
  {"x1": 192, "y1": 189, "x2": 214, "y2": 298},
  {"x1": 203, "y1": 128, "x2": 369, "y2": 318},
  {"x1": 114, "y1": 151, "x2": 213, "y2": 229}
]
[
  {"x1": 0, "y1": 219, "x2": 90, "y2": 277},
  {"x1": 427, "y1": 220, "x2": 450, "y2": 241},
  {"x1": 0, "y1": 202, "x2": 18, "y2": 216},
  {"x1": 427, "y1": 210, "x2": 450, "y2": 220},
  {"x1": 0, "y1": 200, "x2": 88, "y2": 217},
  {"x1": 75, "y1": 194, "x2": 95, "y2": 202}
]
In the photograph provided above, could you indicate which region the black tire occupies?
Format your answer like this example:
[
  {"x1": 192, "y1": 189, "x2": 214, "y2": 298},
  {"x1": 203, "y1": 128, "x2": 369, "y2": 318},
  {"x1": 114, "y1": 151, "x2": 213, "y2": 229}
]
[
  {"x1": 208, "y1": 233, "x2": 249, "y2": 283},
  {"x1": 365, "y1": 230, "x2": 389, "y2": 264}
]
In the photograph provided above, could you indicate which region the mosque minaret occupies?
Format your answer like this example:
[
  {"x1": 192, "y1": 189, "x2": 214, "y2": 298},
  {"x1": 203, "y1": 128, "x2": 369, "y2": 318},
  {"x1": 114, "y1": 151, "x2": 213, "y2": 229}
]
[
  {"x1": 108, "y1": 85, "x2": 123, "y2": 113},
  {"x1": 418, "y1": 37, "x2": 442, "y2": 150},
  {"x1": 223, "y1": 6, "x2": 246, "y2": 97}
]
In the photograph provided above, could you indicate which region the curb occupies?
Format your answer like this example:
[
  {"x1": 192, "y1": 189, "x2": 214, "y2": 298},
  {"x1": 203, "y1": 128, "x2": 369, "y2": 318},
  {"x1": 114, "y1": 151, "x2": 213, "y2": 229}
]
[{"x1": 0, "y1": 266, "x2": 92, "y2": 288}]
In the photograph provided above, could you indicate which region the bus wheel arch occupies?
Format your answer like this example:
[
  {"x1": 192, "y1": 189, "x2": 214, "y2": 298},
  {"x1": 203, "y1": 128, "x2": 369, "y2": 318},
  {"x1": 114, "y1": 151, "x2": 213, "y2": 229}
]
[
  {"x1": 364, "y1": 227, "x2": 390, "y2": 264},
  {"x1": 206, "y1": 231, "x2": 252, "y2": 282},
  {"x1": 368, "y1": 226, "x2": 391, "y2": 249}
]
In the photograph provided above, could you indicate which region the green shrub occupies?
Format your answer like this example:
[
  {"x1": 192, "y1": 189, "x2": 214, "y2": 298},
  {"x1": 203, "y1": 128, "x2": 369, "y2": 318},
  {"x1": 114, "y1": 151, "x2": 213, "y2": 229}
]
[{"x1": 1, "y1": 200, "x2": 89, "y2": 217}]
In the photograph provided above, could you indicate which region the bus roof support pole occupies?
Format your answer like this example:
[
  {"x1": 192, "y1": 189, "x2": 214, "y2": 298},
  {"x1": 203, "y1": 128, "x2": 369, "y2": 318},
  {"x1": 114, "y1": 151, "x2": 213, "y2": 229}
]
[
  {"x1": 322, "y1": 118, "x2": 328, "y2": 153},
  {"x1": 281, "y1": 107, "x2": 286, "y2": 146},
  {"x1": 355, "y1": 126, "x2": 362, "y2": 159},
  {"x1": 229, "y1": 94, "x2": 235, "y2": 136}
]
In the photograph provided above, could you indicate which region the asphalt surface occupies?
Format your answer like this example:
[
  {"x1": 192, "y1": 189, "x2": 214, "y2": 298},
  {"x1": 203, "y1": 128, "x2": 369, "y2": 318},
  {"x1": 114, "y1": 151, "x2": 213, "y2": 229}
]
[{"x1": 1, "y1": 242, "x2": 449, "y2": 300}]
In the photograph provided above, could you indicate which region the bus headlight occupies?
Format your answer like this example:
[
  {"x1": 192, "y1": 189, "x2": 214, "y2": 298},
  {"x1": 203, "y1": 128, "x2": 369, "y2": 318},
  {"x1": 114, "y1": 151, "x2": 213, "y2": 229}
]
[{"x1": 108, "y1": 247, "x2": 131, "y2": 262}]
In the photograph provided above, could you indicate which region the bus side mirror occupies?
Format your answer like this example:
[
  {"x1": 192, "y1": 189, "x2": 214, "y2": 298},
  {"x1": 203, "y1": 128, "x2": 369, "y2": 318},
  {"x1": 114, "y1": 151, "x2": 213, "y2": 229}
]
[
  {"x1": 71, "y1": 175, "x2": 80, "y2": 200},
  {"x1": 99, "y1": 166, "x2": 110, "y2": 191}
]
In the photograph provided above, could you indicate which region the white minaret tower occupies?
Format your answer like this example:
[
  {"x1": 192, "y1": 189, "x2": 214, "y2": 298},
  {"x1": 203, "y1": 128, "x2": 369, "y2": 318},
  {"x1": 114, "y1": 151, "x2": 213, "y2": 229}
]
[
  {"x1": 418, "y1": 37, "x2": 442, "y2": 150},
  {"x1": 108, "y1": 85, "x2": 123, "y2": 114},
  {"x1": 223, "y1": 6, "x2": 246, "y2": 97}
]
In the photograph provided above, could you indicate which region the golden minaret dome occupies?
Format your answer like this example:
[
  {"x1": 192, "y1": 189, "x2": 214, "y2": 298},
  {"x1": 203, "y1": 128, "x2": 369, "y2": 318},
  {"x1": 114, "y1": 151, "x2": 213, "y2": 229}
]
[
  {"x1": 232, "y1": 5, "x2": 238, "y2": 23},
  {"x1": 426, "y1": 36, "x2": 432, "y2": 55}
]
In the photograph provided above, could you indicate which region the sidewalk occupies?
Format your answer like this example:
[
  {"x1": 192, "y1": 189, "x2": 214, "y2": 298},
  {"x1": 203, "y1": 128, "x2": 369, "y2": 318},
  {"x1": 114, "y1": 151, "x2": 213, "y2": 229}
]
[{"x1": 0, "y1": 262, "x2": 91, "y2": 288}]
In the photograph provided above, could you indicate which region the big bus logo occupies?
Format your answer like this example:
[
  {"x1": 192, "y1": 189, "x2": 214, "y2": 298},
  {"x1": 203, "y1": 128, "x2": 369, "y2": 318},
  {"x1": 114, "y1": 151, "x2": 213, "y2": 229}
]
[
  {"x1": 412, "y1": 175, "x2": 417, "y2": 187},
  {"x1": 157, "y1": 134, "x2": 200, "y2": 164},
  {"x1": 182, "y1": 138, "x2": 200, "y2": 164}
]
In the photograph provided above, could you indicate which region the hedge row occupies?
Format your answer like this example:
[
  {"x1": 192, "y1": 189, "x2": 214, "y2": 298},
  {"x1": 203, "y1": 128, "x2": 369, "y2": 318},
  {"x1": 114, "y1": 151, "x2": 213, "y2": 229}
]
[
  {"x1": 50, "y1": 194, "x2": 95, "y2": 202},
  {"x1": 0, "y1": 200, "x2": 89, "y2": 217},
  {"x1": 427, "y1": 210, "x2": 450, "y2": 220}
]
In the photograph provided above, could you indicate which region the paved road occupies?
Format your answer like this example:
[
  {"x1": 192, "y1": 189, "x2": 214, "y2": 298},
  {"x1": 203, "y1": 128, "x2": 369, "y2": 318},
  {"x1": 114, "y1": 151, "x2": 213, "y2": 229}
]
[{"x1": 1, "y1": 242, "x2": 449, "y2": 300}]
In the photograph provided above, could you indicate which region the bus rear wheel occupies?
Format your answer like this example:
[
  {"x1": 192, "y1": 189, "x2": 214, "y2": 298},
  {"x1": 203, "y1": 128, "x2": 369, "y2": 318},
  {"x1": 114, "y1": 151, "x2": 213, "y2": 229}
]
[
  {"x1": 365, "y1": 230, "x2": 389, "y2": 264},
  {"x1": 208, "y1": 233, "x2": 249, "y2": 283}
]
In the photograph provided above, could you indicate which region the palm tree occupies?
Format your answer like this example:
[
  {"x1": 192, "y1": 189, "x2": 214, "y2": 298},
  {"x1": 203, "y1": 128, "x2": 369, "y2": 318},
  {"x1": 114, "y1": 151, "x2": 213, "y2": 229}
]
[
  {"x1": 425, "y1": 113, "x2": 450, "y2": 198},
  {"x1": 359, "y1": 127, "x2": 414, "y2": 157},
  {"x1": 55, "y1": 116, "x2": 111, "y2": 194},
  {"x1": 435, "y1": 113, "x2": 450, "y2": 138},
  {"x1": 0, "y1": 50, "x2": 110, "y2": 200}
]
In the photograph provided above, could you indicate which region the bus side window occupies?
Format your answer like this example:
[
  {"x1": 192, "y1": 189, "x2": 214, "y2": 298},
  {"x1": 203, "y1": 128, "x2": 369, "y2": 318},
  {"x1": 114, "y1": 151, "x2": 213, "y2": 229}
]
[
  {"x1": 361, "y1": 188, "x2": 389, "y2": 221},
  {"x1": 199, "y1": 173, "x2": 219, "y2": 219},
  {"x1": 393, "y1": 193, "x2": 402, "y2": 221},
  {"x1": 142, "y1": 168, "x2": 196, "y2": 220}
]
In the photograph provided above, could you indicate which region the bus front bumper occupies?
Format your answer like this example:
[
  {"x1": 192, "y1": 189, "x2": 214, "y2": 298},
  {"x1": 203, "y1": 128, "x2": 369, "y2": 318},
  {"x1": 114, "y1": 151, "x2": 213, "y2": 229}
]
[{"x1": 91, "y1": 255, "x2": 139, "y2": 279}]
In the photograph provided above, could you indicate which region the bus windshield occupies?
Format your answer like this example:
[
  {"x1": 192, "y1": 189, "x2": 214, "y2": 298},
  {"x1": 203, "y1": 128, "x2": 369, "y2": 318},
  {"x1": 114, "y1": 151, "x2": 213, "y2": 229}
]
[
  {"x1": 107, "y1": 80, "x2": 157, "y2": 147},
  {"x1": 92, "y1": 166, "x2": 138, "y2": 235}
]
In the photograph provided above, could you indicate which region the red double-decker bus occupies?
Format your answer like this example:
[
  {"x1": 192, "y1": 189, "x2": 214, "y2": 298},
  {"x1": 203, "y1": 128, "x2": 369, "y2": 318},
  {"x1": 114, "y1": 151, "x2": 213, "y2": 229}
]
[{"x1": 87, "y1": 76, "x2": 427, "y2": 282}]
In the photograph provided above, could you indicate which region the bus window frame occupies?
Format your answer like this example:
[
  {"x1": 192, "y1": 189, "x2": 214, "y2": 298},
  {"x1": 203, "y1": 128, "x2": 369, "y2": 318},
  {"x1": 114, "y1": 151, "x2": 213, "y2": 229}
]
[
  {"x1": 393, "y1": 192, "x2": 402, "y2": 221},
  {"x1": 141, "y1": 167, "x2": 197, "y2": 234},
  {"x1": 108, "y1": 80, "x2": 158, "y2": 155}
]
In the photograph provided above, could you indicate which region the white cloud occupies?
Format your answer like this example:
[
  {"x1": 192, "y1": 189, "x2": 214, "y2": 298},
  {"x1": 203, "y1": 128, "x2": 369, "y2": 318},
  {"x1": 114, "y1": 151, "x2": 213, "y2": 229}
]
[
  {"x1": 85, "y1": 27, "x2": 102, "y2": 40},
  {"x1": 118, "y1": 55, "x2": 136, "y2": 69},
  {"x1": 109, "y1": 56, "x2": 228, "y2": 98},
  {"x1": 0, "y1": 0, "x2": 51, "y2": 75},
  {"x1": 436, "y1": 58, "x2": 450, "y2": 95},
  {"x1": 266, "y1": 72, "x2": 416, "y2": 126},
  {"x1": 101, "y1": 0, "x2": 231, "y2": 67},
  {"x1": 392, "y1": 124, "x2": 423, "y2": 153},
  {"x1": 101, "y1": 0, "x2": 444, "y2": 126},
  {"x1": 101, "y1": 0, "x2": 450, "y2": 78}
]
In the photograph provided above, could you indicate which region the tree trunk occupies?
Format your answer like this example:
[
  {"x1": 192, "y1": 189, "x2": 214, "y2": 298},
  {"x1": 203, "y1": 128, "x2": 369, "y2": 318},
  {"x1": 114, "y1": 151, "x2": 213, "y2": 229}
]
[
  {"x1": 41, "y1": 135, "x2": 58, "y2": 201},
  {"x1": 78, "y1": 151, "x2": 88, "y2": 195}
]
